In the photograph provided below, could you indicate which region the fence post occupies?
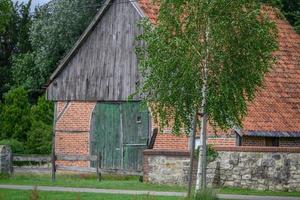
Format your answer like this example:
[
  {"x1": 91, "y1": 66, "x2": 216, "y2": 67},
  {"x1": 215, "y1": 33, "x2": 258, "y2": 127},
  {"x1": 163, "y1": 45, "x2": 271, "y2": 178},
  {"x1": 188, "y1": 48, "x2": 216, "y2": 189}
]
[
  {"x1": 96, "y1": 152, "x2": 102, "y2": 181},
  {"x1": 0, "y1": 145, "x2": 13, "y2": 175}
]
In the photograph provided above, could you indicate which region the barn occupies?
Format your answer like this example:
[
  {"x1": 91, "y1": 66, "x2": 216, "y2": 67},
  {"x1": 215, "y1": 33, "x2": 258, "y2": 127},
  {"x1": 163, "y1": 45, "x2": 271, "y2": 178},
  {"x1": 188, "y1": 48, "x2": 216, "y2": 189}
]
[
  {"x1": 46, "y1": 0, "x2": 300, "y2": 173},
  {"x1": 45, "y1": 0, "x2": 158, "y2": 173}
]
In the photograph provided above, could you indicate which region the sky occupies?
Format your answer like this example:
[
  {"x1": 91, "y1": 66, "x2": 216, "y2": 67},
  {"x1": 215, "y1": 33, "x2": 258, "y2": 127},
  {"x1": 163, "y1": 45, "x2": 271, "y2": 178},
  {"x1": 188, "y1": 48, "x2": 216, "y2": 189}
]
[{"x1": 13, "y1": 0, "x2": 51, "y2": 10}]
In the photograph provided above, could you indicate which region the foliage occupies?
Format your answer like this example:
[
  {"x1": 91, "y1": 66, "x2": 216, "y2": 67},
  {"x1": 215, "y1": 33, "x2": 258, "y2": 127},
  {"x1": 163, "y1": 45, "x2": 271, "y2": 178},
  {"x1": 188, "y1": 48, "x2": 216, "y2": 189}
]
[
  {"x1": 31, "y1": 95, "x2": 54, "y2": 124},
  {"x1": 137, "y1": 0, "x2": 278, "y2": 134},
  {"x1": 0, "y1": 87, "x2": 31, "y2": 141},
  {"x1": 0, "y1": 88, "x2": 53, "y2": 154},
  {"x1": 206, "y1": 145, "x2": 218, "y2": 162},
  {"x1": 0, "y1": 0, "x2": 32, "y2": 100},
  {"x1": 0, "y1": 139, "x2": 24, "y2": 154},
  {"x1": 26, "y1": 120, "x2": 52, "y2": 154},
  {"x1": 195, "y1": 144, "x2": 218, "y2": 163},
  {"x1": 26, "y1": 96, "x2": 53, "y2": 154},
  {"x1": 11, "y1": 53, "x2": 39, "y2": 90},
  {"x1": 0, "y1": 0, "x2": 12, "y2": 33},
  {"x1": 193, "y1": 189, "x2": 218, "y2": 200},
  {"x1": 262, "y1": 0, "x2": 300, "y2": 33}
]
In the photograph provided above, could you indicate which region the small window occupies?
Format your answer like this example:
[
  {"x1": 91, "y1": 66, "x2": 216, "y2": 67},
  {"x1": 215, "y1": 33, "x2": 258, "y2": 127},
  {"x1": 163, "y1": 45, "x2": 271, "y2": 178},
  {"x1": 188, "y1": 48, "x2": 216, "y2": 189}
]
[
  {"x1": 136, "y1": 116, "x2": 142, "y2": 123},
  {"x1": 265, "y1": 137, "x2": 279, "y2": 147}
]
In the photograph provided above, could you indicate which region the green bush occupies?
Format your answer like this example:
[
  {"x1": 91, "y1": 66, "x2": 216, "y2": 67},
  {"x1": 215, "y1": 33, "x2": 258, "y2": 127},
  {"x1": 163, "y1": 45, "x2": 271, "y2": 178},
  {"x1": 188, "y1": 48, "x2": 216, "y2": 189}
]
[
  {"x1": 0, "y1": 89, "x2": 53, "y2": 155},
  {"x1": 207, "y1": 144, "x2": 219, "y2": 162},
  {"x1": 26, "y1": 96, "x2": 53, "y2": 154},
  {"x1": 26, "y1": 120, "x2": 52, "y2": 154},
  {"x1": 0, "y1": 87, "x2": 31, "y2": 141},
  {"x1": 31, "y1": 95, "x2": 53, "y2": 124},
  {"x1": 0, "y1": 139, "x2": 24, "y2": 154},
  {"x1": 195, "y1": 144, "x2": 219, "y2": 162}
]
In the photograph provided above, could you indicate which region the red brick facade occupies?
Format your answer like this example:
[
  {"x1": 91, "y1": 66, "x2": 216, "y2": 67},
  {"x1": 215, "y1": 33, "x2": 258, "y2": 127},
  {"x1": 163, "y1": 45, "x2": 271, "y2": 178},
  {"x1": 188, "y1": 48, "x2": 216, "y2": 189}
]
[
  {"x1": 241, "y1": 136, "x2": 300, "y2": 147},
  {"x1": 55, "y1": 101, "x2": 96, "y2": 167},
  {"x1": 153, "y1": 133, "x2": 189, "y2": 150},
  {"x1": 54, "y1": 101, "x2": 237, "y2": 166}
]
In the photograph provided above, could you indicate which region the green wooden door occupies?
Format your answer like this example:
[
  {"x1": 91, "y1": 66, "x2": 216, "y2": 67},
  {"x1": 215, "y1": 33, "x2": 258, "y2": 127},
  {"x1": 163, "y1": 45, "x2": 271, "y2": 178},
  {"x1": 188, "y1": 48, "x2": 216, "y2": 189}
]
[
  {"x1": 121, "y1": 103, "x2": 149, "y2": 171},
  {"x1": 90, "y1": 103, "x2": 121, "y2": 169},
  {"x1": 90, "y1": 102, "x2": 149, "y2": 172}
]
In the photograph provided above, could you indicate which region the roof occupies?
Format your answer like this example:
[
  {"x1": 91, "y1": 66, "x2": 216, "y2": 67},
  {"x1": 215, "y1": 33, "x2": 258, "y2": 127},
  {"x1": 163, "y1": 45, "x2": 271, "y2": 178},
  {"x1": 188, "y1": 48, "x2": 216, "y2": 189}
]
[
  {"x1": 235, "y1": 128, "x2": 300, "y2": 138},
  {"x1": 242, "y1": 8, "x2": 300, "y2": 135},
  {"x1": 136, "y1": 3, "x2": 300, "y2": 135},
  {"x1": 137, "y1": 0, "x2": 159, "y2": 24}
]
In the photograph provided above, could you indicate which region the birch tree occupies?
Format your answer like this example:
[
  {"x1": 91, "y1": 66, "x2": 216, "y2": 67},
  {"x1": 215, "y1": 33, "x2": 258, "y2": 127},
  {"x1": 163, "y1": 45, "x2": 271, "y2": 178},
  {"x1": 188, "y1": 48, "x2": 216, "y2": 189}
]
[{"x1": 137, "y1": 0, "x2": 277, "y2": 192}]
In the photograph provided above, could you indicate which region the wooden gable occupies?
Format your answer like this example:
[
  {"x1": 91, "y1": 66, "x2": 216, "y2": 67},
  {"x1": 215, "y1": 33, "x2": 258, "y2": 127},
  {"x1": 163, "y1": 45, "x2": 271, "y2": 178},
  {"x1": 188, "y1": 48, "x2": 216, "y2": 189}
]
[{"x1": 46, "y1": 0, "x2": 145, "y2": 101}]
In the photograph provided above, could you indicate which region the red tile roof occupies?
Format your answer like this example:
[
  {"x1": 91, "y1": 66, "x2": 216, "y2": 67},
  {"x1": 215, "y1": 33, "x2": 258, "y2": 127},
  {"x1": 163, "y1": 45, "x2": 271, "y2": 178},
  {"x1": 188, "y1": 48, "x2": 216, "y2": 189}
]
[
  {"x1": 137, "y1": 0, "x2": 159, "y2": 24},
  {"x1": 242, "y1": 8, "x2": 300, "y2": 133},
  {"x1": 138, "y1": 2, "x2": 300, "y2": 133}
]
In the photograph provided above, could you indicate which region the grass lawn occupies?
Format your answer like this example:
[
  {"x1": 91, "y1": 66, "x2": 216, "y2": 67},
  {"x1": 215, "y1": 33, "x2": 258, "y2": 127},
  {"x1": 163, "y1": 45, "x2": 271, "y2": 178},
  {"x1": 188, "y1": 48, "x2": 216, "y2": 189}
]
[
  {"x1": 219, "y1": 187, "x2": 300, "y2": 197},
  {"x1": 0, "y1": 173, "x2": 186, "y2": 192},
  {"x1": 0, "y1": 189, "x2": 182, "y2": 200},
  {"x1": 0, "y1": 174, "x2": 299, "y2": 198}
]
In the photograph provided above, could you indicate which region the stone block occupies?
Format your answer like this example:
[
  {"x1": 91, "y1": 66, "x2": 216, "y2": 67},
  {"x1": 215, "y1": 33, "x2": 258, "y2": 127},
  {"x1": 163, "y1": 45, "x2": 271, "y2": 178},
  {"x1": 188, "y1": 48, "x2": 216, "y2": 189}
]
[{"x1": 0, "y1": 145, "x2": 12, "y2": 175}]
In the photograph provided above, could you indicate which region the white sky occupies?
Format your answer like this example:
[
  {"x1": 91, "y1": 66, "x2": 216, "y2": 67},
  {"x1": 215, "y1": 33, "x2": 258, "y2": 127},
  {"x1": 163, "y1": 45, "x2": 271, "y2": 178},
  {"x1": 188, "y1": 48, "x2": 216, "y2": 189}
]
[{"x1": 13, "y1": 0, "x2": 51, "y2": 10}]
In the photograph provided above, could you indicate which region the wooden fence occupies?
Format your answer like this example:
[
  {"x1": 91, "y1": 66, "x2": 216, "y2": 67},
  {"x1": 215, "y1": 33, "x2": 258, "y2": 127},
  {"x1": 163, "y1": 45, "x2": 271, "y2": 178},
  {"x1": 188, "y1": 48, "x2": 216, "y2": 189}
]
[{"x1": 12, "y1": 153, "x2": 142, "y2": 179}]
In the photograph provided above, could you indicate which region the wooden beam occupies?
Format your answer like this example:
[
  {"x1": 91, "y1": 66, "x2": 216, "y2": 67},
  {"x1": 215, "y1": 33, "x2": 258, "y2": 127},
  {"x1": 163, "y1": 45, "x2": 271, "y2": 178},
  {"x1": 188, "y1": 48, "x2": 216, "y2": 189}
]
[
  {"x1": 13, "y1": 155, "x2": 51, "y2": 162},
  {"x1": 51, "y1": 102, "x2": 57, "y2": 182},
  {"x1": 56, "y1": 155, "x2": 97, "y2": 161}
]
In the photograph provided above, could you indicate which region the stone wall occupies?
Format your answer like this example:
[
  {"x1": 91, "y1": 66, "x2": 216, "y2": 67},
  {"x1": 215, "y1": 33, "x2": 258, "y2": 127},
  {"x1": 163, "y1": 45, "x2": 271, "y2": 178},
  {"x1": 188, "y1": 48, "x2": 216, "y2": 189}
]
[
  {"x1": 143, "y1": 147, "x2": 300, "y2": 192},
  {"x1": 0, "y1": 145, "x2": 12, "y2": 175},
  {"x1": 143, "y1": 150, "x2": 193, "y2": 185}
]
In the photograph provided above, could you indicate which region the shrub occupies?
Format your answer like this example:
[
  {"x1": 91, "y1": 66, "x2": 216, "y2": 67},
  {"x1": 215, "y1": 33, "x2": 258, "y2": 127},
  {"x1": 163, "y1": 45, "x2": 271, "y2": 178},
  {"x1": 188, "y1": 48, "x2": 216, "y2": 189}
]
[
  {"x1": 0, "y1": 139, "x2": 24, "y2": 154},
  {"x1": 207, "y1": 144, "x2": 219, "y2": 162},
  {"x1": 0, "y1": 87, "x2": 31, "y2": 141},
  {"x1": 26, "y1": 120, "x2": 52, "y2": 154},
  {"x1": 30, "y1": 95, "x2": 53, "y2": 124},
  {"x1": 195, "y1": 144, "x2": 219, "y2": 162},
  {"x1": 26, "y1": 95, "x2": 53, "y2": 154},
  {"x1": 0, "y1": 90, "x2": 53, "y2": 154}
]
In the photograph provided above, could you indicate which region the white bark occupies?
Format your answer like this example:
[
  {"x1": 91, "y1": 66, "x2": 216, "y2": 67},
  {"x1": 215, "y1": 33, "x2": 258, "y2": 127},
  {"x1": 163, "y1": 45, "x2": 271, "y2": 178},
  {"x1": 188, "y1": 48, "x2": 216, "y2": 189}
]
[
  {"x1": 195, "y1": 86, "x2": 208, "y2": 192},
  {"x1": 187, "y1": 114, "x2": 197, "y2": 197},
  {"x1": 195, "y1": 13, "x2": 210, "y2": 192}
]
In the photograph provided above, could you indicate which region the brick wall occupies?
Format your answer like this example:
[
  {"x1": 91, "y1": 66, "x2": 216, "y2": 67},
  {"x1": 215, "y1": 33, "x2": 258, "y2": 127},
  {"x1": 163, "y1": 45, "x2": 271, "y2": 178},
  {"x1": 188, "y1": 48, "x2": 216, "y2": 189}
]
[
  {"x1": 280, "y1": 138, "x2": 300, "y2": 147},
  {"x1": 241, "y1": 136, "x2": 266, "y2": 146},
  {"x1": 241, "y1": 136, "x2": 300, "y2": 147},
  {"x1": 208, "y1": 138, "x2": 235, "y2": 146},
  {"x1": 153, "y1": 134, "x2": 189, "y2": 150},
  {"x1": 55, "y1": 101, "x2": 96, "y2": 167}
]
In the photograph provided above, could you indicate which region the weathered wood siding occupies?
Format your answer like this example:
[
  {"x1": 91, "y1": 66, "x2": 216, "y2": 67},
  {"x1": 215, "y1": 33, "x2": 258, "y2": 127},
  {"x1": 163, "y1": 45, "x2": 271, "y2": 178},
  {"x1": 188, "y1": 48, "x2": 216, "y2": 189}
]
[{"x1": 46, "y1": 1, "x2": 143, "y2": 101}]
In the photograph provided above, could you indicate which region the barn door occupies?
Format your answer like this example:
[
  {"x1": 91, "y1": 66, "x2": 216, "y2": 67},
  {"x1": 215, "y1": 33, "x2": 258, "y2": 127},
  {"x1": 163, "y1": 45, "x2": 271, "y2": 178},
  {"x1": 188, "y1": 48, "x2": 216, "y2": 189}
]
[
  {"x1": 90, "y1": 103, "x2": 121, "y2": 169},
  {"x1": 121, "y1": 103, "x2": 149, "y2": 171},
  {"x1": 90, "y1": 102, "x2": 149, "y2": 172}
]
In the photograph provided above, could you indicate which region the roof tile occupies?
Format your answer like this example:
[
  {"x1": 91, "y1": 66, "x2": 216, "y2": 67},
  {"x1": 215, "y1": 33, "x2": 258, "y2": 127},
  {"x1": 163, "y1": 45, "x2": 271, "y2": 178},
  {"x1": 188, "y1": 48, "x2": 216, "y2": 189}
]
[{"x1": 138, "y1": 2, "x2": 300, "y2": 133}]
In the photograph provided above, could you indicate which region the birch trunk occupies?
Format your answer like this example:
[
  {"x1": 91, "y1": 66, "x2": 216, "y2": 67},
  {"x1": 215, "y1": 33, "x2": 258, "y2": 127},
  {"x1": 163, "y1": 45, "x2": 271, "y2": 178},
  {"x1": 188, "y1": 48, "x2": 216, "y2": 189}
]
[
  {"x1": 187, "y1": 114, "x2": 197, "y2": 197},
  {"x1": 195, "y1": 89, "x2": 208, "y2": 192},
  {"x1": 195, "y1": 13, "x2": 210, "y2": 192}
]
